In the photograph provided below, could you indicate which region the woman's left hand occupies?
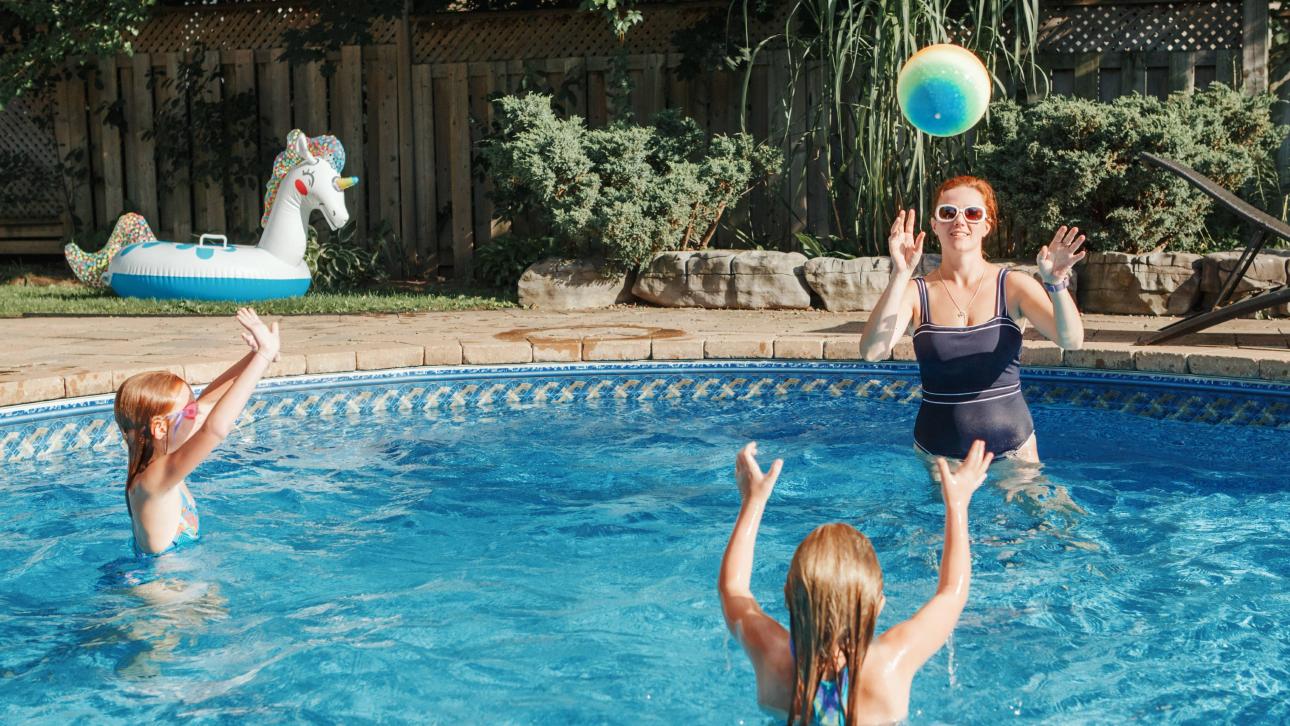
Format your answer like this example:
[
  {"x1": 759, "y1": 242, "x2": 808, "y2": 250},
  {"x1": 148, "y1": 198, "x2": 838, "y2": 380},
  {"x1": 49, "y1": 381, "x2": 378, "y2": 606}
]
[{"x1": 1037, "y1": 225, "x2": 1087, "y2": 284}]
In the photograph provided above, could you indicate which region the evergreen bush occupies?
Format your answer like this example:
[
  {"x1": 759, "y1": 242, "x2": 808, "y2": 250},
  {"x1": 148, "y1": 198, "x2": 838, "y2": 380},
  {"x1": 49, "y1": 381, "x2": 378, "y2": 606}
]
[
  {"x1": 976, "y1": 84, "x2": 1287, "y2": 255},
  {"x1": 480, "y1": 94, "x2": 780, "y2": 271}
]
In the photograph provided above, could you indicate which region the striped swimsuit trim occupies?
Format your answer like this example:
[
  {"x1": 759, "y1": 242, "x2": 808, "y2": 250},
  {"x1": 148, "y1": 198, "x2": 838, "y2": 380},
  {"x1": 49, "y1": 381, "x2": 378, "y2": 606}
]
[{"x1": 920, "y1": 381, "x2": 1021, "y2": 405}]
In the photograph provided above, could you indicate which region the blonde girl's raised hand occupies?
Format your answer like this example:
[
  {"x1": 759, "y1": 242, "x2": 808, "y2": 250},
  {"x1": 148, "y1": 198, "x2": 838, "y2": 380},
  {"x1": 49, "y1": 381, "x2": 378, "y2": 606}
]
[
  {"x1": 735, "y1": 442, "x2": 783, "y2": 504},
  {"x1": 237, "y1": 307, "x2": 281, "y2": 362},
  {"x1": 934, "y1": 439, "x2": 994, "y2": 510},
  {"x1": 888, "y1": 208, "x2": 926, "y2": 277}
]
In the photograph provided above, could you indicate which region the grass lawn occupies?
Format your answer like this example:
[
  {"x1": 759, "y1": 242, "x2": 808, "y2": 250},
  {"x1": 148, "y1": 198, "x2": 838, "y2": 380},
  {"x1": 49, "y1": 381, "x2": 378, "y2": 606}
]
[{"x1": 0, "y1": 259, "x2": 516, "y2": 316}]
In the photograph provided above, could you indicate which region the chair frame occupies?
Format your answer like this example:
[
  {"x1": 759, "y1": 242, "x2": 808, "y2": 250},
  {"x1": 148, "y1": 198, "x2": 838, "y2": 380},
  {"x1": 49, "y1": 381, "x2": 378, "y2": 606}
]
[{"x1": 1138, "y1": 152, "x2": 1290, "y2": 345}]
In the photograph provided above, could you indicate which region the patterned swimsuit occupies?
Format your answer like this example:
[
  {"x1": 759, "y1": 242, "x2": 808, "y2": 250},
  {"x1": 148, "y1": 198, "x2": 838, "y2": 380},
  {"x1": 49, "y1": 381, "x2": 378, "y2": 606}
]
[{"x1": 128, "y1": 485, "x2": 200, "y2": 557}]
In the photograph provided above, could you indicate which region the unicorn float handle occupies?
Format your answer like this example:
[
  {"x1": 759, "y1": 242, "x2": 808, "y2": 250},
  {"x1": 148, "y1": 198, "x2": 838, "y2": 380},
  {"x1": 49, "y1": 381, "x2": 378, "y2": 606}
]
[{"x1": 64, "y1": 130, "x2": 359, "y2": 301}]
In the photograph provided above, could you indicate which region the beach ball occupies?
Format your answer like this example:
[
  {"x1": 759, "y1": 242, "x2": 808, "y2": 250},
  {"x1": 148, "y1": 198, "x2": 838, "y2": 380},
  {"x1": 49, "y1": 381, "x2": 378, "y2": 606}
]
[{"x1": 897, "y1": 44, "x2": 991, "y2": 137}]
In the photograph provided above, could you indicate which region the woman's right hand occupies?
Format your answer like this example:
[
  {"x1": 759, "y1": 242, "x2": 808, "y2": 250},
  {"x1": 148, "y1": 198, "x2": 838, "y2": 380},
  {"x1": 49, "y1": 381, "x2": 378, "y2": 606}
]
[
  {"x1": 237, "y1": 308, "x2": 281, "y2": 362},
  {"x1": 935, "y1": 439, "x2": 994, "y2": 509},
  {"x1": 888, "y1": 208, "x2": 926, "y2": 277}
]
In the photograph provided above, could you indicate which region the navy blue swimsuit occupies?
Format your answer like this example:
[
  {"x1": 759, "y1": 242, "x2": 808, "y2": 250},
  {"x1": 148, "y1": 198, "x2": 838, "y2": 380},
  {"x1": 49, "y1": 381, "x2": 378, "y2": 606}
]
[{"x1": 912, "y1": 269, "x2": 1034, "y2": 459}]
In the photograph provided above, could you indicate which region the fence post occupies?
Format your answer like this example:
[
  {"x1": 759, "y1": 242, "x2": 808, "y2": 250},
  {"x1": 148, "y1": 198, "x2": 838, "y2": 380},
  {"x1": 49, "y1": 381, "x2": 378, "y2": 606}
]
[
  {"x1": 1242, "y1": 0, "x2": 1268, "y2": 94},
  {"x1": 157, "y1": 52, "x2": 192, "y2": 241},
  {"x1": 445, "y1": 63, "x2": 472, "y2": 280},
  {"x1": 195, "y1": 51, "x2": 226, "y2": 235},
  {"x1": 411, "y1": 63, "x2": 437, "y2": 267},
  {"x1": 396, "y1": 7, "x2": 417, "y2": 260},
  {"x1": 94, "y1": 57, "x2": 125, "y2": 227},
  {"x1": 334, "y1": 45, "x2": 366, "y2": 235},
  {"x1": 127, "y1": 53, "x2": 158, "y2": 225}
]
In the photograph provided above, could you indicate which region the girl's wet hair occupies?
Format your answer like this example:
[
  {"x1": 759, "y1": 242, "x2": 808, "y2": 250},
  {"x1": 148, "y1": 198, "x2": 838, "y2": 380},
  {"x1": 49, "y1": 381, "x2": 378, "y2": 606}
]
[
  {"x1": 114, "y1": 371, "x2": 187, "y2": 491},
  {"x1": 784, "y1": 523, "x2": 884, "y2": 725},
  {"x1": 934, "y1": 175, "x2": 998, "y2": 238}
]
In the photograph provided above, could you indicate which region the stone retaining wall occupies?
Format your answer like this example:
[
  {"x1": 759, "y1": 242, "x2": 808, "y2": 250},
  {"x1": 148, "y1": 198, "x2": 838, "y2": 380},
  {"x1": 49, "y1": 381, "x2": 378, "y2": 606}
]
[{"x1": 520, "y1": 248, "x2": 1290, "y2": 316}]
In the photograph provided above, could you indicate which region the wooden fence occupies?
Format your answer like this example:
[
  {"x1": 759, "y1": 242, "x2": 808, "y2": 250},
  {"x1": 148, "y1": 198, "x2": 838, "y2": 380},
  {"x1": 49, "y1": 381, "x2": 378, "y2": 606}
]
[
  {"x1": 35, "y1": 48, "x2": 775, "y2": 277},
  {"x1": 0, "y1": 0, "x2": 1271, "y2": 274},
  {"x1": 1037, "y1": 0, "x2": 1263, "y2": 100}
]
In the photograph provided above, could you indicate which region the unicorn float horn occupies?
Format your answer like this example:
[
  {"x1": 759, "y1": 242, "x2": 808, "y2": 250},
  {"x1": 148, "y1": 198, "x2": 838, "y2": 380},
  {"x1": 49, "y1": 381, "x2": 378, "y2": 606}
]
[{"x1": 334, "y1": 176, "x2": 359, "y2": 191}]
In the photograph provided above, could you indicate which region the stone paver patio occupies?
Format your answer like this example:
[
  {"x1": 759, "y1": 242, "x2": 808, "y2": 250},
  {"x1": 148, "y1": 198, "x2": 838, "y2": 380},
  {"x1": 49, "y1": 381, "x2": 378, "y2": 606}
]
[{"x1": 3, "y1": 308, "x2": 1289, "y2": 407}]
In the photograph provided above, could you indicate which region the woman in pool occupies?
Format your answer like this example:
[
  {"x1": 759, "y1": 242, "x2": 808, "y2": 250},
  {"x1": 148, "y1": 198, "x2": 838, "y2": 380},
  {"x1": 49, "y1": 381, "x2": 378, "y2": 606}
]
[
  {"x1": 719, "y1": 440, "x2": 994, "y2": 724},
  {"x1": 859, "y1": 176, "x2": 1085, "y2": 462},
  {"x1": 114, "y1": 308, "x2": 280, "y2": 556}
]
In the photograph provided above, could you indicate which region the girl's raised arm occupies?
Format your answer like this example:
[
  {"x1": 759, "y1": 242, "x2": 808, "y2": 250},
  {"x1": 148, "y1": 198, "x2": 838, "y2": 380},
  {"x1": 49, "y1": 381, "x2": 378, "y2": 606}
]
[
  {"x1": 159, "y1": 309, "x2": 280, "y2": 485},
  {"x1": 877, "y1": 440, "x2": 993, "y2": 679},
  {"x1": 718, "y1": 443, "x2": 794, "y2": 713}
]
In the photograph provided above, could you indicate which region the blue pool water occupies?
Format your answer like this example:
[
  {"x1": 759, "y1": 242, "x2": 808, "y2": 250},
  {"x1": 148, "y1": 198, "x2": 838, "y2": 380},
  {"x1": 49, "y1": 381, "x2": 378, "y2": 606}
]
[{"x1": 1, "y1": 366, "x2": 1289, "y2": 723}]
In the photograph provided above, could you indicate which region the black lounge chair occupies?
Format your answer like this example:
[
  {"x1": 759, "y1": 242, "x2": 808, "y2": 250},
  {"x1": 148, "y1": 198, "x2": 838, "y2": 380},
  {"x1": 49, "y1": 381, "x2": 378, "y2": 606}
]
[{"x1": 1138, "y1": 152, "x2": 1290, "y2": 345}]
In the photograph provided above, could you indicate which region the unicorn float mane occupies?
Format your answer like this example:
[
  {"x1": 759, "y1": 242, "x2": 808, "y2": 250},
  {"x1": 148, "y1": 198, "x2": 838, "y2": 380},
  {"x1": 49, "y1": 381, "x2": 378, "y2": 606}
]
[{"x1": 261, "y1": 130, "x2": 347, "y2": 228}]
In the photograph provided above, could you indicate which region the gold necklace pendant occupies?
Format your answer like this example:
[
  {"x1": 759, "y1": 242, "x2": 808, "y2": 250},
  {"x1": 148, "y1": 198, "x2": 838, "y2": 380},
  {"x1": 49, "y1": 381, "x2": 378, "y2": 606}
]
[{"x1": 939, "y1": 270, "x2": 989, "y2": 325}]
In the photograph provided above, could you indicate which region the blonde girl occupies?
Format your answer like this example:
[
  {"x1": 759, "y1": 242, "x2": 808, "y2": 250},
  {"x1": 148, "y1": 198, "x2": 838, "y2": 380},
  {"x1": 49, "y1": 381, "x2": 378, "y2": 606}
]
[{"x1": 719, "y1": 440, "x2": 994, "y2": 724}]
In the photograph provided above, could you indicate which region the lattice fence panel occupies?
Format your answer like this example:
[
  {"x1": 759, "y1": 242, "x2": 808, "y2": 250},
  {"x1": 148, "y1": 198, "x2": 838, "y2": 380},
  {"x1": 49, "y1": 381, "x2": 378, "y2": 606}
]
[
  {"x1": 132, "y1": 6, "x2": 396, "y2": 52},
  {"x1": 414, "y1": 5, "x2": 780, "y2": 64},
  {"x1": 0, "y1": 94, "x2": 62, "y2": 219},
  {"x1": 1039, "y1": 1, "x2": 1242, "y2": 53}
]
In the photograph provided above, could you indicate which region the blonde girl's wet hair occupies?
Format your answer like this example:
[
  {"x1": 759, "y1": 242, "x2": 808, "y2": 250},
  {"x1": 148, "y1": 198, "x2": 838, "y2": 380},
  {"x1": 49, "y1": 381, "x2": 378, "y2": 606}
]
[
  {"x1": 784, "y1": 523, "x2": 884, "y2": 726},
  {"x1": 114, "y1": 371, "x2": 187, "y2": 492}
]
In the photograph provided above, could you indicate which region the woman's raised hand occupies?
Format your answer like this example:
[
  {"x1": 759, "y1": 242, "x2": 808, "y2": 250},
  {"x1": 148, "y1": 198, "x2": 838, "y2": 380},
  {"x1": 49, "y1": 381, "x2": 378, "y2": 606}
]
[
  {"x1": 888, "y1": 208, "x2": 926, "y2": 277},
  {"x1": 735, "y1": 442, "x2": 782, "y2": 504},
  {"x1": 935, "y1": 440, "x2": 994, "y2": 510},
  {"x1": 237, "y1": 308, "x2": 281, "y2": 362},
  {"x1": 1037, "y1": 225, "x2": 1087, "y2": 284}
]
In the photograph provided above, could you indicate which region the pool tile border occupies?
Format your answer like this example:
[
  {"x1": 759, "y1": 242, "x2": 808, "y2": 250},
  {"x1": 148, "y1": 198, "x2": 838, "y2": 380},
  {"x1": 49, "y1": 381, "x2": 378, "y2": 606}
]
[{"x1": 2, "y1": 361, "x2": 1287, "y2": 464}]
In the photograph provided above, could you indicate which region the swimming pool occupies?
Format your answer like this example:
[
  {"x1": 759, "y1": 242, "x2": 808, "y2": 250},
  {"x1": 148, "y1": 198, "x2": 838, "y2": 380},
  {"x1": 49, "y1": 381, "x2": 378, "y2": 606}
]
[{"x1": 2, "y1": 362, "x2": 1288, "y2": 723}]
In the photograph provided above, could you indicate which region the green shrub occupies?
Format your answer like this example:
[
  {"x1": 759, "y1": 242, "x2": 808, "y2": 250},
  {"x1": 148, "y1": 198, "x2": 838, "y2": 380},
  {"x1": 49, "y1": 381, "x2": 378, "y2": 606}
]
[
  {"x1": 479, "y1": 94, "x2": 780, "y2": 271},
  {"x1": 305, "y1": 224, "x2": 383, "y2": 291},
  {"x1": 473, "y1": 234, "x2": 558, "y2": 289},
  {"x1": 306, "y1": 220, "x2": 440, "y2": 290},
  {"x1": 975, "y1": 84, "x2": 1287, "y2": 255}
]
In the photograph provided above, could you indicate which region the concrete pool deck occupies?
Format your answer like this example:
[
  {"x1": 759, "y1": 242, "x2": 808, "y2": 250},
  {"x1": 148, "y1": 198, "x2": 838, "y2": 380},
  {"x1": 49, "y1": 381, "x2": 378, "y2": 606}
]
[{"x1": 3, "y1": 307, "x2": 1290, "y2": 407}]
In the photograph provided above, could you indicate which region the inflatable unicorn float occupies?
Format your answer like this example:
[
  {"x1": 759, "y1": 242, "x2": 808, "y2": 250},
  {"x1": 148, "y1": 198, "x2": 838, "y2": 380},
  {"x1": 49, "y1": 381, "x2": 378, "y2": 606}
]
[{"x1": 65, "y1": 129, "x2": 358, "y2": 300}]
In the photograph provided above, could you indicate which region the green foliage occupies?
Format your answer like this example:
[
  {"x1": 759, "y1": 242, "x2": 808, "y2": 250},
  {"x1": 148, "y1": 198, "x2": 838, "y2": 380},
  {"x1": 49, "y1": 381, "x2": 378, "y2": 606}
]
[
  {"x1": 473, "y1": 234, "x2": 559, "y2": 289},
  {"x1": 0, "y1": 0, "x2": 154, "y2": 106},
  {"x1": 579, "y1": 0, "x2": 643, "y2": 41},
  {"x1": 306, "y1": 219, "x2": 441, "y2": 289},
  {"x1": 734, "y1": 0, "x2": 1046, "y2": 257},
  {"x1": 305, "y1": 224, "x2": 384, "y2": 291},
  {"x1": 975, "y1": 85, "x2": 1288, "y2": 255},
  {"x1": 794, "y1": 232, "x2": 857, "y2": 260},
  {"x1": 480, "y1": 94, "x2": 781, "y2": 270}
]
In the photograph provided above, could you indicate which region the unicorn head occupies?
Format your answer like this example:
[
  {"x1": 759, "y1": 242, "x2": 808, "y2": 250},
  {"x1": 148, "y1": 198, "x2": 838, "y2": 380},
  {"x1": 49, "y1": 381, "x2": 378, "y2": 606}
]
[{"x1": 258, "y1": 130, "x2": 360, "y2": 266}]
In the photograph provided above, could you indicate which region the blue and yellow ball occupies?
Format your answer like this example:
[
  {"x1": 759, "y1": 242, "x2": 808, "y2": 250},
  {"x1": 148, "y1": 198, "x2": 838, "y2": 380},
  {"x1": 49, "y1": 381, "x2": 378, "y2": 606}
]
[{"x1": 896, "y1": 44, "x2": 991, "y2": 137}]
